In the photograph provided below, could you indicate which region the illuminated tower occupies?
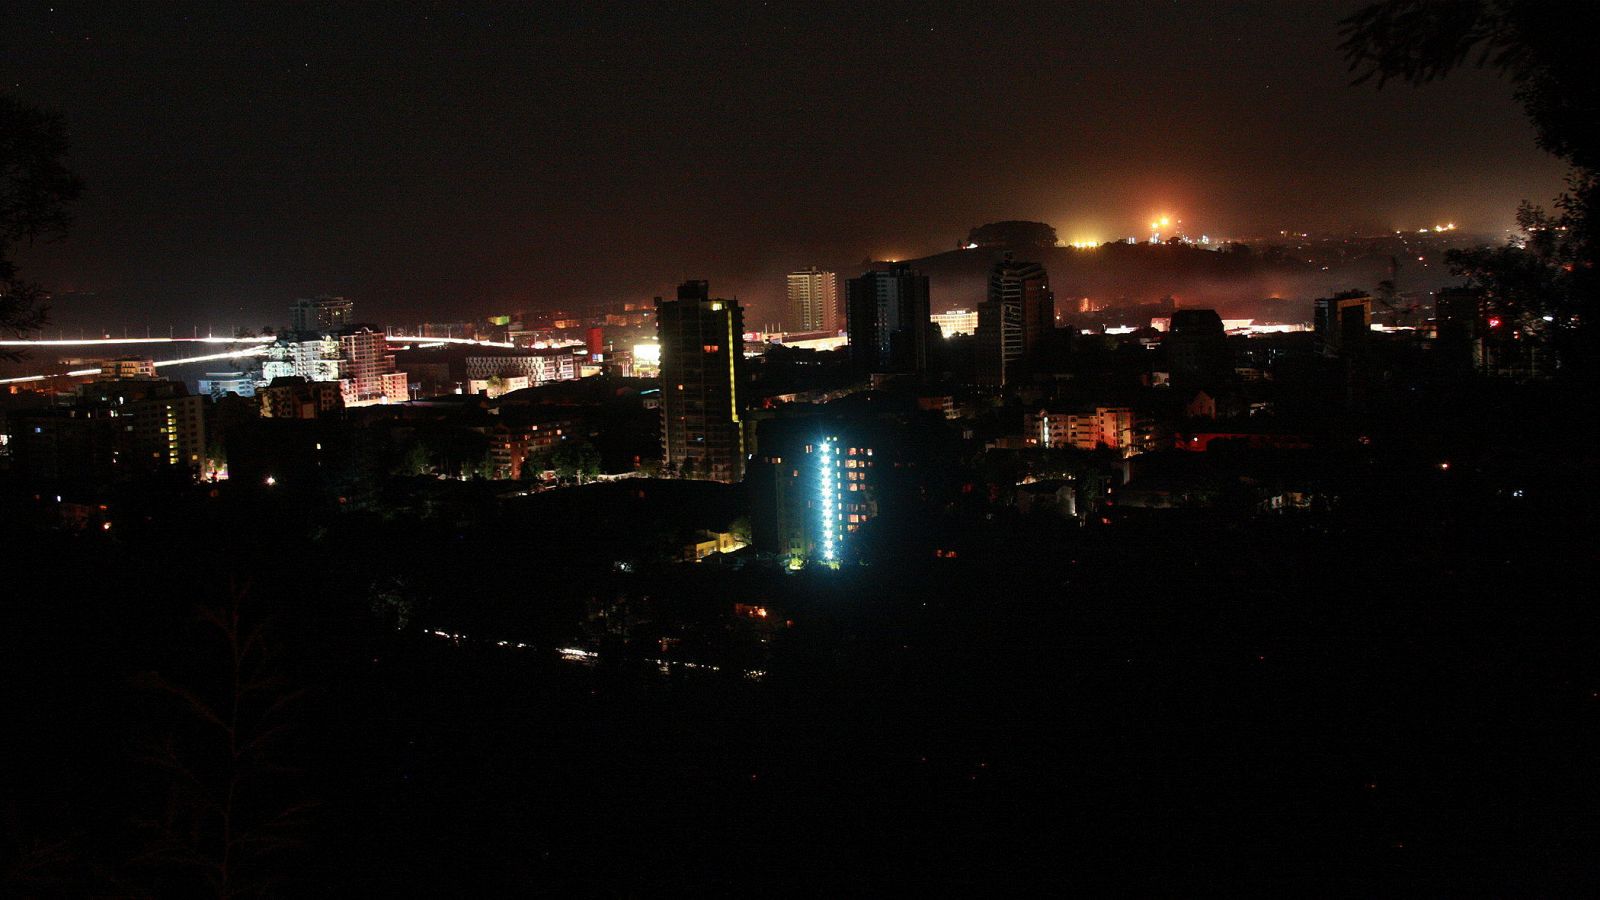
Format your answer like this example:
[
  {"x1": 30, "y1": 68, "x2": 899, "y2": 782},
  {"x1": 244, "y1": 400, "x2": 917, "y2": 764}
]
[
  {"x1": 810, "y1": 435, "x2": 874, "y2": 567},
  {"x1": 786, "y1": 267, "x2": 839, "y2": 333},
  {"x1": 976, "y1": 256, "x2": 1054, "y2": 387},
  {"x1": 657, "y1": 280, "x2": 747, "y2": 482},
  {"x1": 845, "y1": 264, "x2": 931, "y2": 373}
]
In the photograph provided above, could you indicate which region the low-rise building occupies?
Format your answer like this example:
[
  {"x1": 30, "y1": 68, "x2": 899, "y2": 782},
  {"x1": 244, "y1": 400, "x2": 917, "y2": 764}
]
[
  {"x1": 1025, "y1": 406, "x2": 1136, "y2": 454},
  {"x1": 464, "y1": 347, "x2": 582, "y2": 385}
]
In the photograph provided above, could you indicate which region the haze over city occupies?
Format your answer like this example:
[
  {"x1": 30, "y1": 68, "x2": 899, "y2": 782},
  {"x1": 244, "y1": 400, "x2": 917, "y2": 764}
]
[{"x1": 4, "y1": 0, "x2": 1569, "y2": 329}]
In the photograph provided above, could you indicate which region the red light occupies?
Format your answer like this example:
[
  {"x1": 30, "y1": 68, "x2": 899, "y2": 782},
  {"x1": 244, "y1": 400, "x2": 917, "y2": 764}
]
[{"x1": 1487, "y1": 316, "x2": 1503, "y2": 329}]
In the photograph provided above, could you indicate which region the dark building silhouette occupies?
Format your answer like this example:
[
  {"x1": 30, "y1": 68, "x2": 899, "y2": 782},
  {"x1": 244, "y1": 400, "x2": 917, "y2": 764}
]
[
  {"x1": 227, "y1": 418, "x2": 356, "y2": 491},
  {"x1": 1163, "y1": 308, "x2": 1230, "y2": 379},
  {"x1": 258, "y1": 376, "x2": 344, "y2": 419},
  {"x1": 656, "y1": 280, "x2": 747, "y2": 483},
  {"x1": 1314, "y1": 292, "x2": 1373, "y2": 357},
  {"x1": 846, "y1": 264, "x2": 931, "y2": 373},
  {"x1": 12, "y1": 378, "x2": 208, "y2": 487},
  {"x1": 289, "y1": 295, "x2": 355, "y2": 333},
  {"x1": 976, "y1": 256, "x2": 1054, "y2": 387}
]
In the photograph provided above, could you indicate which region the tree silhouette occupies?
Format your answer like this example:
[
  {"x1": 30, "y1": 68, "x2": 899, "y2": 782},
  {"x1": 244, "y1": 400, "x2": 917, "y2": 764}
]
[
  {"x1": 130, "y1": 584, "x2": 315, "y2": 897},
  {"x1": 1, "y1": 94, "x2": 83, "y2": 358},
  {"x1": 1340, "y1": 1, "x2": 1596, "y2": 171},
  {"x1": 552, "y1": 440, "x2": 601, "y2": 482},
  {"x1": 1341, "y1": 0, "x2": 1597, "y2": 365}
]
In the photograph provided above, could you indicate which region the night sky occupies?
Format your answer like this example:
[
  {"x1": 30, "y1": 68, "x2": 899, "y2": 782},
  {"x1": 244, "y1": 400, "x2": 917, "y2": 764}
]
[{"x1": 3, "y1": 0, "x2": 1569, "y2": 330}]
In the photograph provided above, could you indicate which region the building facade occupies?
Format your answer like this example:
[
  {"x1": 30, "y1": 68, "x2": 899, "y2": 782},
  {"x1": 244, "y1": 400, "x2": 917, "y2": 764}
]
[
  {"x1": 1025, "y1": 406, "x2": 1136, "y2": 454},
  {"x1": 931, "y1": 308, "x2": 978, "y2": 338},
  {"x1": 1164, "y1": 308, "x2": 1230, "y2": 378},
  {"x1": 11, "y1": 380, "x2": 206, "y2": 483},
  {"x1": 101, "y1": 356, "x2": 157, "y2": 380},
  {"x1": 197, "y1": 372, "x2": 257, "y2": 398},
  {"x1": 463, "y1": 348, "x2": 582, "y2": 385}
]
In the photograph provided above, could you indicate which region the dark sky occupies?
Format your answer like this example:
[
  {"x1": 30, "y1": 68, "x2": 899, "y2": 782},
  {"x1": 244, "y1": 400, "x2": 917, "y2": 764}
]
[{"x1": 3, "y1": 0, "x2": 1569, "y2": 330}]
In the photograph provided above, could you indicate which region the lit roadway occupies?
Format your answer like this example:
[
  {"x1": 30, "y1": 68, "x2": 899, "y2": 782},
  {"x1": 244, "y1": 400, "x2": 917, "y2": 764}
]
[
  {"x1": 0, "y1": 344, "x2": 275, "y2": 385},
  {"x1": 0, "y1": 332, "x2": 518, "y2": 385}
]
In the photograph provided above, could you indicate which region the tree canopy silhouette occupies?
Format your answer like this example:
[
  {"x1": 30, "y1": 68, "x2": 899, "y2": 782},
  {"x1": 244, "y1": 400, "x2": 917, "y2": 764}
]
[
  {"x1": 1341, "y1": 0, "x2": 1597, "y2": 366},
  {"x1": 1, "y1": 94, "x2": 83, "y2": 356}
]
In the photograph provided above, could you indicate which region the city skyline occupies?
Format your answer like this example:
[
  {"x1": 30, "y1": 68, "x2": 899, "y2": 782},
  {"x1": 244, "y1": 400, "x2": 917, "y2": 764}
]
[{"x1": 3, "y1": 2, "x2": 1594, "y2": 893}]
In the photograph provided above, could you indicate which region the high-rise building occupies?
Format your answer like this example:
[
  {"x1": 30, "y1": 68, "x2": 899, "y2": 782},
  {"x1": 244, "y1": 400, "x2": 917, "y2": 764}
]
[
  {"x1": 290, "y1": 296, "x2": 355, "y2": 332},
  {"x1": 786, "y1": 268, "x2": 840, "y2": 334},
  {"x1": 338, "y1": 327, "x2": 411, "y2": 406},
  {"x1": 976, "y1": 256, "x2": 1054, "y2": 387},
  {"x1": 132, "y1": 392, "x2": 208, "y2": 472},
  {"x1": 657, "y1": 280, "x2": 747, "y2": 482},
  {"x1": 748, "y1": 422, "x2": 879, "y2": 568},
  {"x1": 845, "y1": 264, "x2": 931, "y2": 373}
]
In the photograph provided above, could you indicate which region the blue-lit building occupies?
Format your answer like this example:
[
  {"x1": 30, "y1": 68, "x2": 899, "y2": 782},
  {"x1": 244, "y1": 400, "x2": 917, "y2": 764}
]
[
  {"x1": 748, "y1": 394, "x2": 961, "y2": 567},
  {"x1": 810, "y1": 435, "x2": 877, "y2": 566},
  {"x1": 748, "y1": 423, "x2": 877, "y2": 566}
]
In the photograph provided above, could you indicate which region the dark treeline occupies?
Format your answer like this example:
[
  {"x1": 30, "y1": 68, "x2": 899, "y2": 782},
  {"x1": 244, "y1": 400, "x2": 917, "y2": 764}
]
[{"x1": 3, "y1": 375, "x2": 1595, "y2": 893}]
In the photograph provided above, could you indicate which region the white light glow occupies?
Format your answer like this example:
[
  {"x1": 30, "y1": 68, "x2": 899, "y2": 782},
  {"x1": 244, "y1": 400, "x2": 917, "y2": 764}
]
[
  {"x1": 384, "y1": 335, "x2": 516, "y2": 348},
  {"x1": 0, "y1": 335, "x2": 274, "y2": 347}
]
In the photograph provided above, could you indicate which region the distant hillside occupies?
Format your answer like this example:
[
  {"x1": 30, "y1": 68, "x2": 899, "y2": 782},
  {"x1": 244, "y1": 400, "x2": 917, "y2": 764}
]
[{"x1": 896, "y1": 240, "x2": 1448, "y2": 321}]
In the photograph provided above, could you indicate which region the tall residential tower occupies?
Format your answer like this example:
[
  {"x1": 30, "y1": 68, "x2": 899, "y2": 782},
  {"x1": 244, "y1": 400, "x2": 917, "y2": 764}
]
[
  {"x1": 786, "y1": 268, "x2": 840, "y2": 333},
  {"x1": 976, "y1": 256, "x2": 1054, "y2": 387},
  {"x1": 657, "y1": 280, "x2": 747, "y2": 482},
  {"x1": 845, "y1": 264, "x2": 931, "y2": 373}
]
